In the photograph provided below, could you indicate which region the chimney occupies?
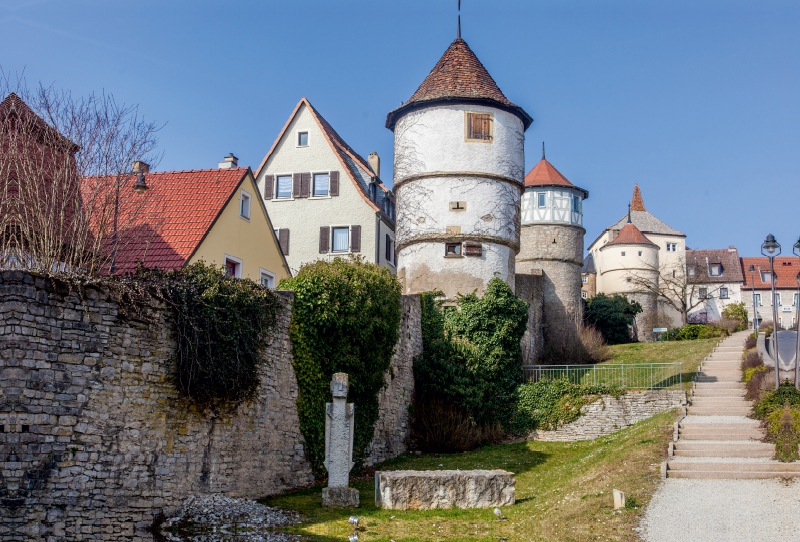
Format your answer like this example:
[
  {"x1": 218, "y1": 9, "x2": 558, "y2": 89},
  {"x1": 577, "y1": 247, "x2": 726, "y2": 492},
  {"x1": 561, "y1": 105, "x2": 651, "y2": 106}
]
[
  {"x1": 368, "y1": 152, "x2": 380, "y2": 179},
  {"x1": 218, "y1": 153, "x2": 239, "y2": 169},
  {"x1": 132, "y1": 160, "x2": 150, "y2": 174}
]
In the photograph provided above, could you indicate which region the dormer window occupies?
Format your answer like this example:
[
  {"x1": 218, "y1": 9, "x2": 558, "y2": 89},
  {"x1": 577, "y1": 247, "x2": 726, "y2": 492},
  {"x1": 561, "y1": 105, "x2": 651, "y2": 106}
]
[
  {"x1": 688, "y1": 267, "x2": 696, "y2": 277},
  {"x1": 709, "y1": 264, "x2": 722, "y2": 276},
  {"x1": 298, "y1": 132, "x2": 309, "y2": 147},
  {"x1": 465, "y1": 112, "x2": 493, "y2": 142},
  {"x1": 762, "y1": 271, "x2": 772, "y2": 283}
]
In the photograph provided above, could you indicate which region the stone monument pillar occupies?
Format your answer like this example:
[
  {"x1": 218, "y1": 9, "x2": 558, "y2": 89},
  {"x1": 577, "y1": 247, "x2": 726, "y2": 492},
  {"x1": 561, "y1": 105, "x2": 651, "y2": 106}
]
[{"x1": 321, "y1": 372, "x2": 359, "y2": 507}]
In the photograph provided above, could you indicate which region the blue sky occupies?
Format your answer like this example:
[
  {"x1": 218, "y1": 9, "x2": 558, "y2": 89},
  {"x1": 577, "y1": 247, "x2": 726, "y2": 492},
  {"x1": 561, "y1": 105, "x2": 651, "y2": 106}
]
[{"x1": 3, "y1": 0, "x2": 799, "y2": 256}]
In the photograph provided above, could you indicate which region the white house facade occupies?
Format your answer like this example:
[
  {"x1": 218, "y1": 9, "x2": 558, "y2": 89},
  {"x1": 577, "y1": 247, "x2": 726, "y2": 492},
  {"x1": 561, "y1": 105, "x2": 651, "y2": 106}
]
[
  {"x1": 741, "y1": 256, "x2": 800, "y2": 330},
  {"x1": 685, "y1": 247, "x2": 744, "y2": 323},
  {"x1": 254, "y1": 98, "x2": 395, "y2": 275},
  {"x1": 386, "y1": 37, "x2": 532, "y2": 300}
]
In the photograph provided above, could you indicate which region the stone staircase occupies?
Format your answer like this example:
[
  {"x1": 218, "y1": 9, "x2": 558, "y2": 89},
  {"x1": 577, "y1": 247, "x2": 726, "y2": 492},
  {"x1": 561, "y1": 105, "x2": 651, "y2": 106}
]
[{"x1": 665, "y1": 331, "x2": 800, "y2": 479}]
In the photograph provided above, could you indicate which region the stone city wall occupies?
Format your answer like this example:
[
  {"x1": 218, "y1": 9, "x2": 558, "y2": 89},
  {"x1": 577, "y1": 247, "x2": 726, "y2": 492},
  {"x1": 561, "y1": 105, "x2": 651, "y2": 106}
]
[
  {"x1": 0, "y1": 271, "x2": 419, "y2": 541},
  {"x1": 527, "y1": 390, "x2": 685, "y2": 442}
]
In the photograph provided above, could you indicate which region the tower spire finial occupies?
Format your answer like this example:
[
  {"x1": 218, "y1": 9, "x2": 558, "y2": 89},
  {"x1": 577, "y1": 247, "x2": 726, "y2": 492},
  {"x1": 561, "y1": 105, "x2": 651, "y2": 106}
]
[
  {"x1": 627, "y1": 203, "x2": 632, "y2": 224},
  {"x1": 542, "y1": 141, "x2": 545, "y2": 160},
  {"x1": 457, "y1": 0, "x2": 461, "y2": 37}
]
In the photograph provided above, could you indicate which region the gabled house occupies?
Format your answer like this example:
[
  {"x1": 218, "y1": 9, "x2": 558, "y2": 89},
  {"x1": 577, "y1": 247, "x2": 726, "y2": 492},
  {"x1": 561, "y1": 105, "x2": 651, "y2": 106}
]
[
  {"x1": 741, "y1": 257, "x2": 800, "y2": 330},
  {"x1": 107, "y1": 159, "x2": 290, "y2": 285},
  {"x1": 685, "y1": 246, "x2": 744, "y2": 323},
  {"x1": 254, "y1": 98, "x2": 396, "y2": 275}
]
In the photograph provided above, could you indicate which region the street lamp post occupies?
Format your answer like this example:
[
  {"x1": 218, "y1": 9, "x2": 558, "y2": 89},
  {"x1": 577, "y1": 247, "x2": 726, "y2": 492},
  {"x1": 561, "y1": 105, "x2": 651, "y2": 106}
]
[
  {"x1": 110, "y1": 163, "x2": 149, "y2": 274},
  {"x1": 762, "y1": 234, "x2": 781, "y2": 388},
  {"x1": 748, "y1": 264, "x2": 758, "y2": 335},
  {"x1": 793, "y1": 238, "x2": 800, "y2": 388}
]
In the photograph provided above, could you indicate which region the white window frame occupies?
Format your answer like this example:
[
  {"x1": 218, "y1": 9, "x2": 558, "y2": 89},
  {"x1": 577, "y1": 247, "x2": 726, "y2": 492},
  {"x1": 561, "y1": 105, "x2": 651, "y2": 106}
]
[
  {"x1": 274, "y1": 173, "x2": 293, "y2": 200},
  {"x1": 259, "y1": 268, "x2": 276, "y2": 288},
  {"x1": 297, "y1": 131, "x2": 309, "y2": 147},
  {"x1": 719, "y1": 287, "x2": 729, "y2": 299},
  {"x1": 330, "y1": 225, "x2": 351, "y2": 254},
  {"x1": 311, "y1": 171, "x2": 331, "y2": 198},
  {"x1": 582, "y1": 276, "x2": 588, "y2": 284},
  {"x1": 754, "y1": 293, "x2": 762, "y2": 306},
  {"x1": 537, "y1": 192, "x2": 546, "y2": 208},
  {"x1": 709, "y1": 264, "x2": 721, "y2": 276},
  {"x1": 795, "y1": 293, "x2": 799, "y2": 307},
  {"x1": 581, "y1": 291, "x2": 588, "y2": 299},
  {"x1": 224, "y1": 254, "x2": 243, "y2": 279},
  {"x1": 699, "y1": 287, "x2": 708, "y2": 299},
  {"x1": 761, "y1": 271, "x2": 772, "y2": 283},
  {"x1": 776, "y1": 293, "x2": 782, "y2": 306},
  {"x1": 239, "y1": 189, "x2": 251, "y2": 220}
]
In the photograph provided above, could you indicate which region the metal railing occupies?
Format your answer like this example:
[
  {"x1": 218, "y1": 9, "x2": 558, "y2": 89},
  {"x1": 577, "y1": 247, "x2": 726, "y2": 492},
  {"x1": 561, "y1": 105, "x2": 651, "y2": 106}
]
[{"x1": 521, "y1": 363, "x2": 683, "y2": 390}]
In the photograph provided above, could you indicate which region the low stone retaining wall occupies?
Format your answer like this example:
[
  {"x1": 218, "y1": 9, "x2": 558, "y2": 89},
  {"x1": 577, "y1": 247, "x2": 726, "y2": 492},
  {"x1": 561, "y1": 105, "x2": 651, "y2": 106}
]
[
  {"x1": 375, "y1": 470, "x2": 515, "y2": 510},
  {"x1": 527, "y1": 390, "x2": 686, "y2": 442}
]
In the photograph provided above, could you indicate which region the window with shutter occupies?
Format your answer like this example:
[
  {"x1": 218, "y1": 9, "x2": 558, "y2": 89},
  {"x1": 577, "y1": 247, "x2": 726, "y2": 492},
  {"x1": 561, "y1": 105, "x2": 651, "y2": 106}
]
[
  {"x1": 313, "y1": 173, "x2": 329, "y2": 196},
  {"x1": 332, "y1": 227, "x2": 349, "y2": 252},
  {"x1": 329, "y1": 171, "x2": 339, "y2": 196},
  {"x1": 300, "y1": 172, "x2": 311, "y2": 197},
  {"x1": 319, "y1": 227, "x2": 330, "y2": 254},
  {"x1": 263, "y1": 175, "x2": 274, "y2": 200},
  {"x1": 465, "y1": 112, "x2": 493, "y2": 142},
  {"x1": 464, "y1": 242, "x2": 482, "y2": 257},
  {"x1": 276, "y1": 175, "x2": 292, "y2": 199},
  {"x1": 350, "y1": 225, "x2": 361, "y2": 253},
  {"x1": 278, "y1": 228, "x2": 290, "y2": 255}
]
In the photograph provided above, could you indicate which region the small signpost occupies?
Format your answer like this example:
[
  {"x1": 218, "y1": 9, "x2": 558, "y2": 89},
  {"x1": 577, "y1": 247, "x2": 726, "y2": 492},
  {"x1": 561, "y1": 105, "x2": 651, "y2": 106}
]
[{"x1": 653, "y1": 327, "x2": 669, "y2": 341}]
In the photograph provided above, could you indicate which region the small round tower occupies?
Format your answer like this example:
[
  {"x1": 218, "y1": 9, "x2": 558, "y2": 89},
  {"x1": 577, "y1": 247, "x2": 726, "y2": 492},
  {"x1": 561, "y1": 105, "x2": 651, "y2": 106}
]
[
  {"x1": 598, "y1": 219, "x2": 660, "y2": 341},
  {"x1": 386, "y1": 37, "x2": 532, "y2": 300},
  {"x1": 517, "y1": 150, "x2": 588, "y2": 352}
]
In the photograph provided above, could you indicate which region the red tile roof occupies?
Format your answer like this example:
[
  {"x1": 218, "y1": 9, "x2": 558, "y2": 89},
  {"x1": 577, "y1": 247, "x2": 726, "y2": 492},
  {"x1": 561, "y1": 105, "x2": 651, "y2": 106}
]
[
  {"x1": 84, "y1": 168, "x2": 250, "y2": 274},
  {"x1": 631, "y1": 185, "x2": 646, "y2": 212},
  {"x1": 386, "y1": 38, "x2": 532, "y2": 130},
  {"x1": 1, "y1": 92, "x2": 80, "y2": 152},
  {"x1": 524, "y1": 158, "x2": 574, "y2": 188},
  {"x1": 741, "y1": 257, "x2": 800, "y2": 290},
  {"x1": 602, "y1": 223, "x2": 658, "y2": 248},
  {"x1": 686, "y1": 247, "x2": 744, "y2": 284}
]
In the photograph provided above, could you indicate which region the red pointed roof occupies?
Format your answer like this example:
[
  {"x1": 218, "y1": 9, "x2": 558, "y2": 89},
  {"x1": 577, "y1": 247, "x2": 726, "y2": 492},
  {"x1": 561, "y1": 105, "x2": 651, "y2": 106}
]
[
  {"x1": 524, "y1": 157, "x2": 588, "y2": 198},
  {"x1": 602, "y1": 223, "x2": 658, "y2": 249},
  {"x1": 386, "y1": 38, "x2": 532, "y2": 130},
  {"x1": 631, "y1": 185, "x2": 646, "y2": 212}
]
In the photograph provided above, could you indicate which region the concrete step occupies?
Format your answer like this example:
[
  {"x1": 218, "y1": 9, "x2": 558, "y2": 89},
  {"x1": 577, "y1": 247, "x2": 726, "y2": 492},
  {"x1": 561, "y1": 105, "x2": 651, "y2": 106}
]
[
  {"x1": 690, "y1": 399, "x2": 750, "y2": 406},
  {"x1": 667, "y1": 470, "x2": 800, "y2": 479},
  {"x1": 673, "y1": 442, "x2": 774, "y2": 458},
  {"x1": 702, "y1": 362, "x2": 742, "y2": 367},
  {"x1": 695, "y1": 377, "x2": 742, "y2": 383},
  {"x1": 687, "y1": 406, "x2": 752, "y2": 416},
  {"x1": 668, "y1": 460, "x2": 800, "y2": 473},
  {"x1": 693, "y1": 389, "x2": 745, "y2": 396}
]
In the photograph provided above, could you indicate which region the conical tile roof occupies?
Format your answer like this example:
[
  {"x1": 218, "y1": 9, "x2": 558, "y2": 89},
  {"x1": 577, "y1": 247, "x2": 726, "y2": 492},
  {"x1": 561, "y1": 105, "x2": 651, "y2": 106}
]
[
  {"x1": 524, "y1": 157, "x2": 588, "y2": 197},
  {"x1": 386, "y1": 38, "x2": 532, "y2": 130},
  {"x1": 602, "y1": 223, "x2": 658, "y2": 248}
]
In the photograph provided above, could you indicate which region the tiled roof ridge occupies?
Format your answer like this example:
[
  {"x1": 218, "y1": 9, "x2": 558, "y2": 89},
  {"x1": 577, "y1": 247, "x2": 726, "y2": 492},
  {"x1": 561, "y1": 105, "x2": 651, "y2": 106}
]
[
  {"x1": 603, "y1": 223, "x2": 658, "y2": 248},
  {"x1": 386, "y1": 38, "x2": 532, "y2": 130},
  {"x1": 524, "y1": 157, "x2": 575, "y2": 188}
]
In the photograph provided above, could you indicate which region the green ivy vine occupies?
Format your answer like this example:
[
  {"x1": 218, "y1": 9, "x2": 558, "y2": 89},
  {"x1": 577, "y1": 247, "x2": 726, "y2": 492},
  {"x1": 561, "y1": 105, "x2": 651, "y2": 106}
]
[{"x1": 279, "y1": 257, "x2": 401, "y2": 477}]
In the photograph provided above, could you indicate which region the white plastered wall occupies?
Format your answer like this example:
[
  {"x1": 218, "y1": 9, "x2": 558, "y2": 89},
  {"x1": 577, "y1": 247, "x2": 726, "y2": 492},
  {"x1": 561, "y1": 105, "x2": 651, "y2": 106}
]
[
  {"x1": 255, "y1": 103, "x2": 392, "y2": 275},
  {"x1": 598, "y1": 244, "x2": 660, "y2": 294},
  {"x1": 521, "y1": 187, "x2": 584, "y2": 227}
]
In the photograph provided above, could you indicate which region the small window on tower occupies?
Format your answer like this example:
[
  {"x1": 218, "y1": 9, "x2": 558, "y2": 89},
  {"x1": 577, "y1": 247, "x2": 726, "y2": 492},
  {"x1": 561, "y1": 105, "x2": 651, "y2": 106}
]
[
  {"x1": 537, "y1": 193, "x2": 546, "y2": 208},
  {"x1": 465, "y1": 112, "x2": 493, "y2": 142},
  {"x1": 445, "y1": 243, "x2": 462, "y2": 257}
]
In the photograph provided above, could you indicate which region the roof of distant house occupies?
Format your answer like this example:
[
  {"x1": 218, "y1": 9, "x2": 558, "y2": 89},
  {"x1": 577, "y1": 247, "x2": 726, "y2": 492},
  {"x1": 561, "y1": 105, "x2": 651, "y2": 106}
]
[
  {"x1": 741, "y1": 257, "x2": 800, "y2": 289},
  {"x1": 607, "y1": 185, "x2": 684, "y2": 237},
  {"x1": 686, "y1": 247, "x2": 744, "y2": 284},
  {"x1": 524, "y1": 157, "x2": 588, "y2": 197},
  {"x1": 0, "y1": 92, "x2": 80, "y2": 153},
  {"x1": 582, "y1": 253, "x2": 596, "y2": 274},
  {"x1": 385, "y1": 37, "x2": 532, "y2": 130},
  {"x1": 84, "y1": 167, "x2": 287, "y2": 275},
  {"x1": 602, "y1": 222, "x2": 659, "y2": 248}
]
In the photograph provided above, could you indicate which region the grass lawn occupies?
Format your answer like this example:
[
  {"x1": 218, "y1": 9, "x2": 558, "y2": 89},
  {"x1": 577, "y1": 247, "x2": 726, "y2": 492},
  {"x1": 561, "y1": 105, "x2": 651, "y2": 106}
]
[
  {"x1": 263, "y1": 410, "x2": 679, "y2": 542},
  {"x1": 603, "y1": 338, "x2": 719, "y2": 391}
]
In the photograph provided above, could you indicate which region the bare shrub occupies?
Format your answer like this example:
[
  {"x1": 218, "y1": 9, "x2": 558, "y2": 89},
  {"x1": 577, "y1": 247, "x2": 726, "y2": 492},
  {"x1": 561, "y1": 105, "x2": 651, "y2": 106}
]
[
  {"x1": 717, "y1": 318, "x2": 739, "y2": 333},
  {"x1": 543, "y1": 313, "x2": 611, "y2": 364},
  {"x1": 744, "y1": 334, "x2": 757, "y2": 350},
  {"x1": 578, "y1": 323, "x2": 612, "y2": 363},
  {"x1": 411, "y1": 396, "x2": 501, "y2": 453},
  {"x1": 742, "y1": 350, "x2": 764, "y2": 371},
  {"x1": 746, "y1": 367, "x2": 773, "y2": 401}
]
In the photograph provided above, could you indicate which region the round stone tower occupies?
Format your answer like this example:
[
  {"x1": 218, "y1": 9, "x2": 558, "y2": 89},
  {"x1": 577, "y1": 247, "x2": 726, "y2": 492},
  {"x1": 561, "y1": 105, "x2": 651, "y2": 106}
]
[
  {"x1": 598, "y1": 219, "x2": 660, "y2": 341},
  {"x1": 516, "y1": 152, "x2": 588, "y2": 352},
  {"x1": 385, "y1": 37, "x2": 532, "y2": 300}
]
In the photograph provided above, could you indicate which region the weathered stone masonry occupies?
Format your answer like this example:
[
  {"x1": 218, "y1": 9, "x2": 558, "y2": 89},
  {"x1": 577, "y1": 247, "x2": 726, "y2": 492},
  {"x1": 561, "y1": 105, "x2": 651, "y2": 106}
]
[{"x1": 0, "y1": 271, "x2": 419, "y2": 541}]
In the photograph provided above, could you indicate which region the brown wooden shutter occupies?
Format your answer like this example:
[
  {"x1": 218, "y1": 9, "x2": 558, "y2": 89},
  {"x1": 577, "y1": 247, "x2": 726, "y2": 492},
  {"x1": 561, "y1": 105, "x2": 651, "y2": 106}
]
[
  {"x1": 292, "y1": 173, "x2": 301, "y2": 197},
  {"x1": 263, "y1": 175, "x2": 274, "y2": 200},
  {"x1": 465, "y1": 242, "x2": 483, "y2": 257},
  {"x1": 300, "y1": 172, "x2": 311, "y2": 197},
  {"x1": 350, "y1": 225, "x2": 361, "y2": 252},
  {"x1": 278, "y1": 228, "x2": 290, "y2": 255},
  {"x1": 330, "y1": 171, "x2": 339, "y2": 196},
  {"x1": 319, "y1": 227, "x2": 330, "y2": 253},
  {"x1": 385, "y1": 233, "x2": 391, "y2": 261}
]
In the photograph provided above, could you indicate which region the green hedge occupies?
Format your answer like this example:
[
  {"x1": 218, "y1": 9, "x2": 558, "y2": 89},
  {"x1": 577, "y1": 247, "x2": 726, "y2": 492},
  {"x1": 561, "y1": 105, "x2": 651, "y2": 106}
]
[
  {"x1": 512, "y1": 379, "x2": 621, "y2": 433},
  {"x1": 279, "y1": 257, "x2": 401, "y2": 477},
  {"x1": 663, "y1": 324, "x2": 728, "y2": 341}
]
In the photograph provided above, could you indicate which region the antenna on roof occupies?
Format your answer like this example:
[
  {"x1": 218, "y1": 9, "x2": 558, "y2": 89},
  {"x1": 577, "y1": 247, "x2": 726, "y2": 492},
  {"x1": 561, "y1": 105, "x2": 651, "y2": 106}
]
[
  {"x1": 457, "y1": 0, "x2": 461, "y2": 38},
  {"x1": 627, "y1": 203, "x2": 632, "y2": 224},
  {"x1": 542, "y1": 141, "x2": 545, "y2": 160}
]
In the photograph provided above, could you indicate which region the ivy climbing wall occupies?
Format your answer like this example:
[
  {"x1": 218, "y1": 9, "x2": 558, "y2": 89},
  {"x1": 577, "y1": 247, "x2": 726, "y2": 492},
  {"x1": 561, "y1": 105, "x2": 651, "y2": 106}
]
[{"x1": 0, "y1": 271, "x2": 420, "y2": 541}]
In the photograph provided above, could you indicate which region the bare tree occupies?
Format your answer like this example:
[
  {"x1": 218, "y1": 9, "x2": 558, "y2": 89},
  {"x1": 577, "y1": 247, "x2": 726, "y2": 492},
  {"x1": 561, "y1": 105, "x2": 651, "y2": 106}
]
[
  {"x1": 0, "y1": 71, "x2": 162, "y2": 275},
  {"x1": 626, "y1": 257, "x2": 727, "y2": 325}
]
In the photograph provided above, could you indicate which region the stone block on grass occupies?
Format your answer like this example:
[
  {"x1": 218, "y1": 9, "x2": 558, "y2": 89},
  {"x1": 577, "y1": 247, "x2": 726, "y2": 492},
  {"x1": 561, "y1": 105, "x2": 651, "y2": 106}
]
[
  {"x1": 322, "y1": 486, "x2": 359, "y2": 508},
  {"x1": 374, "y1": 470, "x2": 515, "y2": 510}
]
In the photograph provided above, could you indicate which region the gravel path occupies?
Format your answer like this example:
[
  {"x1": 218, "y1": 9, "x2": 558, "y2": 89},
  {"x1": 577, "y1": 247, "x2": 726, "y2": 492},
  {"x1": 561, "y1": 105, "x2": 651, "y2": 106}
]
[{"x1": 641, "y1": 479, "x2": 800, "y2": 541}]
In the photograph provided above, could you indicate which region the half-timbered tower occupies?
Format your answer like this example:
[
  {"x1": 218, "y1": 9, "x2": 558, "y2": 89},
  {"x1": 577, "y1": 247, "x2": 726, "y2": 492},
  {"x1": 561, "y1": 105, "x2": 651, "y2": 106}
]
[
  {"x1": 385, "y1": 37, "x2": 532, "y2": 300},
  {"x1": 517, "y1": 154, "x2": 588, "y2": 349}
]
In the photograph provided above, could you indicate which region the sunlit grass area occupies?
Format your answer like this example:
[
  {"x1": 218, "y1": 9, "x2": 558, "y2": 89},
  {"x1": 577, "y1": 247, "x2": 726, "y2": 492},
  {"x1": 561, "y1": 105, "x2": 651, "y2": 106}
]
[{"x1": 264, "y1": 410, "x2": 679, "y2": 542}]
